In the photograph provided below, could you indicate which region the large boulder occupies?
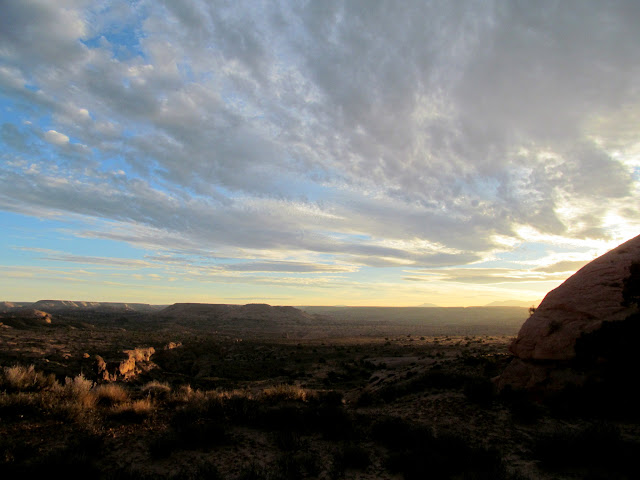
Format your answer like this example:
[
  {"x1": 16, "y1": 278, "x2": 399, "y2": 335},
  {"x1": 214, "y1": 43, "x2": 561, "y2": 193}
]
[{"x1": 497, "y1": 234, "x2": 640, "y2": 400}]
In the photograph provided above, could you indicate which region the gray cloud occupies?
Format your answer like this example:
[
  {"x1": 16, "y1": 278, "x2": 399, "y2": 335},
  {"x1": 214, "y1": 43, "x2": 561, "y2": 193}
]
[
  {"x1": 406, "y1": 267, "x2": 569, "y2": 285},
  {"x1": 1, "y1": 0, "x2": 639, "y2": 276}
]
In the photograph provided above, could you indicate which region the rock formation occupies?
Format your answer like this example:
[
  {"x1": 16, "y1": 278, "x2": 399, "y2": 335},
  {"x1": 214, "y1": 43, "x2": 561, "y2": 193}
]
[
  {"x1": 497, "y1": 234, "x2": 640, "y2": 406},
  {"x1": 95, "y1": 347, "x2": 157, "y2": 382}
]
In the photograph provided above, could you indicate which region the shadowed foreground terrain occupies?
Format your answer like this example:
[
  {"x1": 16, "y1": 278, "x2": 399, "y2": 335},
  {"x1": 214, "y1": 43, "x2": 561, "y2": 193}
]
[{"x1": 1, "y1": 302, "x2": 639, "y2": 479}]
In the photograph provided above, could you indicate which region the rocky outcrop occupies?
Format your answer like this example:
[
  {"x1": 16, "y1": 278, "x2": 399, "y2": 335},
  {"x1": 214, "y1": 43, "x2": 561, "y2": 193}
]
[
  {"x1": 95, "y1": 347, "x2": 156, "y2": 382},
  {"x1": 497, "y1": 234, "x2": 640, "y2": 400}
]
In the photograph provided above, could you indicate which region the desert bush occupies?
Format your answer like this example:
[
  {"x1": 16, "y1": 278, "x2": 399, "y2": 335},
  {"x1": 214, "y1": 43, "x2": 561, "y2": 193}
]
[
  {"x1": 1, "y1": 364, "x2": 58, "y2": 392},
  {"x1": 141, "y1": 380, "x2": 171, "y2": 399},
  {"x1": 63, "y1": 374, "x2": 94, "y2": 396},
  {"x1": 169, "y1": 384, "x2": 206, "y2": 405},
  {"x1": 262, "y1": 384, "x2": 309, "y2": 403},
  {"x1": 61, "y1": 374, "x2": 97, "y2": 409},
  {"x1": 110, "y1": 398, "x2": 154, "y2": 422},
  {"x1": 93, "y1": 383, "x2": 129, "y2": 406}
]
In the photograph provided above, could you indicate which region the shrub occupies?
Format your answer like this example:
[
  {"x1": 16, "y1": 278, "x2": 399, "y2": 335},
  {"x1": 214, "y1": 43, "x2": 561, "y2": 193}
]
[
  {"x1": 110, "y1": 398, "x2": 154, "y2": 422},
  {"x1": 141, "y1": 380, "x2": 171, "y2": 399},
  {"x1": 93, "y1": 383, "x2": 129, "y2": 407},
  {"x1": 169, "y1": 384, "x2": 206, "y2": 405},
  {"x1": 62, "y1": 374, "x2": 96, "y2": 408},
  {"x1": 1, "y1": 365, "x2": 58, "y2": 392},
  {"x1": 262, "y1": 384, "x2": 308, "y2": 403}
]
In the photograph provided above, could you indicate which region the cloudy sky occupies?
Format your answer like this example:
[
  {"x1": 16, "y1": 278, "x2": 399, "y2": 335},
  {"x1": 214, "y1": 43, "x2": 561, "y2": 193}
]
[{"x1": 1, "y1": 0, "x2": 639, "y2": 306}]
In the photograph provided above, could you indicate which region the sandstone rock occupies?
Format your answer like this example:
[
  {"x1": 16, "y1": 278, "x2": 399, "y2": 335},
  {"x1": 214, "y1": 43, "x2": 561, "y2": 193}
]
[
  {"x1": 497, "y1": 234, "x2": 640, "y2": 398},
  {"x1": 163, "y1": 341, "x2": 182, "y2": 350},
  {"x1": 94, "y1": 347, "x2": 157, "y2": 382},
  {"x1": 510, "y1": 234, "x2": 640, "y2": 362}
]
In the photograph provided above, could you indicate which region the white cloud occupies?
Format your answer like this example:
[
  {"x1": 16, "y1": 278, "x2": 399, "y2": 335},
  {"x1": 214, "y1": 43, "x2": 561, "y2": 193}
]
[{"x1": 44, "y1": 129, "x2": 70, "y2": 145}]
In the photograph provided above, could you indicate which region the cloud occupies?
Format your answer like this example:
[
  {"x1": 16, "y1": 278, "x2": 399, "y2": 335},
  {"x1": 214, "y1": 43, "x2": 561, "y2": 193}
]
[
  {"x1": 1, "y1": 0, "x2": 639, "y2": 297},
  {"x1": 533, "y1": 260, "x2": 589, "y2": 274},
  {"x1": 218, "y1": 261, "x2": 357, "y2": 273},
  {"x1": 406, "y1": 267, "x2": 569, "y2": 285},
  {"x1": 44, "y1": 129, "x2": 70, "y2": 145}
]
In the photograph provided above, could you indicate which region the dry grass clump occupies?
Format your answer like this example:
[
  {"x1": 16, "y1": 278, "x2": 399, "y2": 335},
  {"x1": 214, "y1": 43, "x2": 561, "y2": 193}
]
[
  {"x1": 61, "y1": 374, "x2": 96, "y2": 408},
  {"x1": 141, "y1": 380, "x2": 171, "y2": 399},
  {"x1": 262, "y1": 384, "x2": 309, "y2": 403},
  {"x1": 1, "y1": 364, "x2": 58, "y2": 392},
  {"x1": 110, "y1": 398, "x2": 154, "y2": 420},
  {"x1": 93, "y1": 383, "x2": 129, "y2": 406},
  {"x1": 169, "y1": 384, "x2": 212, "y2": 405}
]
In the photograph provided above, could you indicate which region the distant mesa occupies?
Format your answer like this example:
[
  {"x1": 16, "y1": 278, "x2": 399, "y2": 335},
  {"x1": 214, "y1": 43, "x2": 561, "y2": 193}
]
[
  {"x1": 0, "y1": 301, "x2": 33, "y2": 312},
  {"x1": 29, "y1": 299, "x2": 161, "y2": 313},
  {"x1": 417, "y1": 303, "x2": 440, "y2": 307},
  {"x1": 497, "y1": 233, "x2": 640, "y2": 411},
  {"x1": 0, "y1": 308, "x2": 53, "y2": 328},
  {"x1": 158, "y1": 303, "x2": 314, "y2": 325}
]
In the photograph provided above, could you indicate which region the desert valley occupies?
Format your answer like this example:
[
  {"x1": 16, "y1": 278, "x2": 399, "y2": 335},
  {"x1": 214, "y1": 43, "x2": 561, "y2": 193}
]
[{"x1": 1, "y1": 234, "x2": 639, "y2": 480}]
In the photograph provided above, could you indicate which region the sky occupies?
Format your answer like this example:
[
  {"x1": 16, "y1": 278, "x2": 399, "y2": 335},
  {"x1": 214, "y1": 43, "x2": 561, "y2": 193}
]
[{"x1": 1, "y1": 0, "x2": 639, "y2": 307}]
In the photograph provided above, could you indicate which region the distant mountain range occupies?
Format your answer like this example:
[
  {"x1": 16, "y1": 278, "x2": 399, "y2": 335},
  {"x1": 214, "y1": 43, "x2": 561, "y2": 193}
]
[{"x1": 0, "y1": 300, "x2": 164, "y2": 313}]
